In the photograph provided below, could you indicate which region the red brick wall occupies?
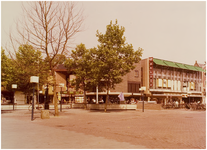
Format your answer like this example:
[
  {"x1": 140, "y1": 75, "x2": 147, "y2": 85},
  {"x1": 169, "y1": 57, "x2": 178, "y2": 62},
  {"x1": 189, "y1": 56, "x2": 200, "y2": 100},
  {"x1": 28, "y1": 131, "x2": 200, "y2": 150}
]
[{"x1": 56, "y1": 72, "x2": 67, "y2": 92}]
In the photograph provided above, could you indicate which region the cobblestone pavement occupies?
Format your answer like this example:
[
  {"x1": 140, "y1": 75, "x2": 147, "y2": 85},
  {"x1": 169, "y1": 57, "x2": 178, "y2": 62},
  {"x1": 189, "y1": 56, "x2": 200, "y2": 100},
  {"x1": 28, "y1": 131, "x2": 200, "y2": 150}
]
[{"x1": 1, "y1": 108, "x2": 206, "y2": 149}]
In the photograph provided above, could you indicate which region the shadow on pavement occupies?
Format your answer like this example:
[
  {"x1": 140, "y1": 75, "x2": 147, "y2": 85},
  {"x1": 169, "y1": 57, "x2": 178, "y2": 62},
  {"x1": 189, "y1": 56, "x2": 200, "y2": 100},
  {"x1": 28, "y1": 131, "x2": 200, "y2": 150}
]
[
  {"x1": 1, "y1": 110, "x2": 13, "y2": 114},
  {"x1": 88, "y1": 109, "x2": 135, "y2": 113}
]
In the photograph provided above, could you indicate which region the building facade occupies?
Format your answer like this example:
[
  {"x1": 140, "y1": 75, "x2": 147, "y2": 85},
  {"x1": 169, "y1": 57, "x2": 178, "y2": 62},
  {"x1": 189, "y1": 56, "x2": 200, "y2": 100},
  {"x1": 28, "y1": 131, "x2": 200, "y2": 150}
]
[
  {"x1": 42, "y1": 58, "x2": 206, "y2": 104},
  {"x1": 194, "y1": 61, "x2": 206, "y2": 103},
  {"x1": 139, "y1": 57, "x2": 205, "y2": 104},
  {"x1": 3, "y1": 57, "x2": 205, "y2": 105}
]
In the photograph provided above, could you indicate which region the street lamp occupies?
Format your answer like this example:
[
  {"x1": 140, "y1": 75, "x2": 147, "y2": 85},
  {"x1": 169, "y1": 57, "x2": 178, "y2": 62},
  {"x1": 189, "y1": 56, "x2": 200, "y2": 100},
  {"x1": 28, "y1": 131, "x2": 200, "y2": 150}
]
[
  {"x1": 139, "y1": 86, "x2": 146, "y2": 112},
  {"x1": 59, "y1": 83, "x2": 64, "y2": 112},
  {"x1": 30, "y1": 76, "x2": 39, "y2": 121},
  {"x1": 187, "y1": 91, "x2": 191, "y2": 104},
  {"x1": 39, "y1": 91, "x2": 42, "y2": 107},
  {"x1": 44, "y1": 84, "x2": 49, "y2": 110},
  {"x1": 12, "y1": 84, "x2": 17, "y2": 110}
]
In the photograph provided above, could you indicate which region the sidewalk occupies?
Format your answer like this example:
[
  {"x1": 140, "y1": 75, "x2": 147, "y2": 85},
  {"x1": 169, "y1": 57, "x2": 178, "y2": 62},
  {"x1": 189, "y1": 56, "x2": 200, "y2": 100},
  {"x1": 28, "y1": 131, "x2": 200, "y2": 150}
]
[
  {"x1": 2, "y1": 117, "x2": 143, "y2": 149},
  {"x1": 1, "y1": 109, "x2": 206, "y2": 149}
]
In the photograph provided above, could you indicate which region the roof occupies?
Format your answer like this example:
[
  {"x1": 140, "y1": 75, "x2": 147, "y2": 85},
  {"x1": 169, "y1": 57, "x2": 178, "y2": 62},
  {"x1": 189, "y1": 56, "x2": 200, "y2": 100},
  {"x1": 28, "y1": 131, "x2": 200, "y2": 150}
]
[
  {"x1": 153, "y1": 58, "x2": 205, "y2": 72},
  {"x1": 196, "y1": 63, "x2": 206, "y2": 71},
  {"x1": 53, "y1": 64, "x2": 67, "y2": 71}
]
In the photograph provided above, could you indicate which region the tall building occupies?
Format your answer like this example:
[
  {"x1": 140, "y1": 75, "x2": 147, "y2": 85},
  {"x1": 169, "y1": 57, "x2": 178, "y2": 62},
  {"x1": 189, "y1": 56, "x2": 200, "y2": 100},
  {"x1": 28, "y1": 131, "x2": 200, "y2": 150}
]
[
  {"x1": 139, "y1": 57, "x2": 205, "y2": 104},
  {"x1": 194, "y1": 61, "x2": 206, "y2": 103}
]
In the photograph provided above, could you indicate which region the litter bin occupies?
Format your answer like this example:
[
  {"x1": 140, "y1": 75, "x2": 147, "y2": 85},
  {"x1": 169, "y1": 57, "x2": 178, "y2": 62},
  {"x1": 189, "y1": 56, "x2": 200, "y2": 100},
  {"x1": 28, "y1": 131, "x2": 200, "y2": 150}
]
[
  {"x1": 41, "y1": 110, "x2": 50, "y2": 119},
  {"x1": 45, "y1": 103, "x2": 49, "y2": 109}
]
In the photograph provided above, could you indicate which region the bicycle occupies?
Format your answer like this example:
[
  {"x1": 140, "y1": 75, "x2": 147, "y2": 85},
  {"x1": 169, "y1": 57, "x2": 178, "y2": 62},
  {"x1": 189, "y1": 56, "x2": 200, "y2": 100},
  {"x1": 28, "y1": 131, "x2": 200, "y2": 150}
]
[{"x1": 28, "y1": 103, "x2": 44, "y2": 111}]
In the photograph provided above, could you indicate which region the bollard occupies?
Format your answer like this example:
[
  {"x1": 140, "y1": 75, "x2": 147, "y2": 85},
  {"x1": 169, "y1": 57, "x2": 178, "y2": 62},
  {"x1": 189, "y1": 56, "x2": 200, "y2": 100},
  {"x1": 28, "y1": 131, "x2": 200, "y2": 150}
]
[{"x1": 41, "y1": 110, "x2": 50, "y2": 119}]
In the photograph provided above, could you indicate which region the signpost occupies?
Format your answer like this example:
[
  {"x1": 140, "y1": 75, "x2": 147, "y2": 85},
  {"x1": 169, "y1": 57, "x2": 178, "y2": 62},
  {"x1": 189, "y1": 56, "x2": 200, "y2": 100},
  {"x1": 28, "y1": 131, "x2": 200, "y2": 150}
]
[
  {"x1": 59, "y1": 83, "x2": 64, "y2": 112},
  {"x1": 12, "y1": 84, "x2": 17, "y2": 110},
  {"x1": 139, "y1": 86, "x2": 146, "y2": 112},
  {"x1": 30, "y1": 76, "x2": 39, "y2": 121}
]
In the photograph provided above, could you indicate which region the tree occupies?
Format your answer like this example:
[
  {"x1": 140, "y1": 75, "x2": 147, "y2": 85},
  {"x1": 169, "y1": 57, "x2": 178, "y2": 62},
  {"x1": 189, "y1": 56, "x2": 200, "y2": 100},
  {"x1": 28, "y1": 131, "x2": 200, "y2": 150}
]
[
  {"x1": 15, "y1": 44, "x2": 49, "y2": 96},
  {"x1": 2, "y1": 44, "x2": 49, "y2": 98},
  {"x1": 95, "y1": 20, "x2": 143, "y2": 111},
  {"x1": 9, "y1": 1, "x2": 84, "y2": 116},
  {"x1": 1, "y1": 48, "x2": 14, "y2": 90},
  {"x1": 65, "y1": 43, "x2": 96, "y2": 108}
]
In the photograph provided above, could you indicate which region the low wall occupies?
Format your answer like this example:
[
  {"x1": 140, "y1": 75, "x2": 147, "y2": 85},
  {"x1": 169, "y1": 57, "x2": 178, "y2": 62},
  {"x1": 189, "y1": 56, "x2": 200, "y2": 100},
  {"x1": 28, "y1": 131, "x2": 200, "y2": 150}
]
[
  {"x1": 136, "y1": 103, "x2": 162, "y2": 110},
  {"x1": 87, "y1": 104, "x2": 137, "y2": 110},
  {"x1": 1, "y1": 103, "x2": 162, "y2": 110}
]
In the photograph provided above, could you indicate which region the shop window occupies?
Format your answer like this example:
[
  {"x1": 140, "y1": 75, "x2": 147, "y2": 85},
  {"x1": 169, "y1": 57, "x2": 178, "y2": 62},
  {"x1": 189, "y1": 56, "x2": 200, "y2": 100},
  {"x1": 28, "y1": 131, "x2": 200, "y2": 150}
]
[{"x1": 134, "y1": 70, "x2": 139, "y2": 78}]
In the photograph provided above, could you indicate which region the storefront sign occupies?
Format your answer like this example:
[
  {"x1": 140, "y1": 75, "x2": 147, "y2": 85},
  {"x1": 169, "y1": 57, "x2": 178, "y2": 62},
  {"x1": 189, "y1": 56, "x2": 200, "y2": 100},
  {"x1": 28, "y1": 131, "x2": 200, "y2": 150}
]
[{"x1": 149, "y1": 57, "x2": 153, "y2": 87}]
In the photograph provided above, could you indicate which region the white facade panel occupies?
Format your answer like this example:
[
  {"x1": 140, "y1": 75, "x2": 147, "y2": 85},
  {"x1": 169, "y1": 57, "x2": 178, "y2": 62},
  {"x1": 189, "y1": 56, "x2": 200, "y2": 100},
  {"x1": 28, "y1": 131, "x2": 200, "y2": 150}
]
[
  {"x1": 158, "y1": 79, "x2": 162, "y2": 87},
  {"x1": 178, "y1": 81, "x2": 181, "y2": 91},
  {"x1": 191, "y1": 82, "x2": 194, "y2": 89},
  {"x1": 163, "y1": 79, "x2": 167, "y2": 87},
  {"x1": 174, "y1": 80, "x2": 177, "y2": 91},
  {"x1": 171, "y1": 80, "x2": 174, "y2": 90},
  {"x1": 167, "y1": 80, "x2": 171, "y2": 88}
]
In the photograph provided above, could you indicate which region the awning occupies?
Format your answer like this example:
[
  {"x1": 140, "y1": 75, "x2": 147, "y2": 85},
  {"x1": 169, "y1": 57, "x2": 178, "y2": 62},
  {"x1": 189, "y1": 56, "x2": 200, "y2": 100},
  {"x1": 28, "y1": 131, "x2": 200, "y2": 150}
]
[
  {"x1": 188, "y1": 95, "x2": 203, "y2": 98},
  {"x1": 150, "y1": 89, "x2": 183, "y2": 93},
  {"x1": 152, "y1": 94, "x2": 182, "y2": 97},
  {"x1": 163, "y1": 60, "x2": 178, "y2": 68},
  {"x1": 194, "y1": 66, "x2": 205, "y2": 72},
  {"x1": 176, "y1": 63, "x2": 188, "y2": 70},
  {"x1": 153, "y1": 58, "x2": 168, "y2": 67},
  {"x1": 151, "y1": 93, "x2": 202, "y2": 98},
  {"x1": 153, "y1": 58, "x2": 205, "y2": 72},
  {"x1": 86, "y1": 92, "x2": 141, "y2": 97},
  {"x1": 184, "y1": 64, "x2": 198, "y2": 71}
]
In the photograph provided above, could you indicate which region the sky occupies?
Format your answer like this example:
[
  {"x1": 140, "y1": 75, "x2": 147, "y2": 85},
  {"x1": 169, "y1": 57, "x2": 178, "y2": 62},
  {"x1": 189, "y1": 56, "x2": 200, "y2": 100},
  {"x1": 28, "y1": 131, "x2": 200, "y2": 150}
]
[{"x1": 1, "y1": 1, "x2": 206, "y2": 66}]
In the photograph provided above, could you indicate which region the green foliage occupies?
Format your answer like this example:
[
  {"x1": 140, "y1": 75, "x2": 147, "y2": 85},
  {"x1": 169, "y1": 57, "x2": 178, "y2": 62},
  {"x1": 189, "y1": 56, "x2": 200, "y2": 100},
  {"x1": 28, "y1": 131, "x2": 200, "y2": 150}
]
[
  {"x1": 1, "y1": 48, "x2": 14, "y2": 88},
  {"x1": 95, "y1": 20, "x2": 143, "y2": 90},
  {"x1": 94, "y1": 20, "x2": 143, "y2": 111},
  {"x1": 52, "y1": 54, "x2": 67, "y2": 65},
  {"x1": 65, "y1": 20, "x2": 143, "y2": 110},
  {"x1": 65, "y1": 20, "x2": 143, "y2": 92},
  {"x1": 1, "y1": 44, "x2": 50, "y2": 95},
  {"x1": 65, "y1": 43, "x2": 95, "y2": 91}
]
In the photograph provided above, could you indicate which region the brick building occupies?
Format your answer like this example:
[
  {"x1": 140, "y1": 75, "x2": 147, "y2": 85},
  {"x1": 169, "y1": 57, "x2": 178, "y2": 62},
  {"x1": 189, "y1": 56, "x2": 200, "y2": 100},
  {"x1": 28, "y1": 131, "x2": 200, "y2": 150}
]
[
  {"x1": 87, "y1": 57, "x2": 205, "y2": 104},
  {"x1": 40, "y1": 57, "x2": 206, "y2": 105},
  {"x1": 3, "y1": 57, "x2": 205, "y2": 105},
  {"x1": 139, "y1": 57, "x2": 205, "y2": 104},
  {"x1": 194, "y1": 61, "x2": 206, "y2": 103}
]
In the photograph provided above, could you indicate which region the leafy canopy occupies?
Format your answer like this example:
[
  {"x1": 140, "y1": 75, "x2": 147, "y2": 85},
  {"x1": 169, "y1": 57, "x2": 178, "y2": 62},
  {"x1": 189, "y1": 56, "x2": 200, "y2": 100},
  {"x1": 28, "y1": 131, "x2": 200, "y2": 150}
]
[
  {"x1": 1, "y1": 48, "x2": 14, "y2": 88},
  {"x1": 95, "y1": 20, "x2": 143, "y2": 90},
  {"x1": 1, "y1": 44, "x2": 50, "y2": 95},
  {"x1": 65, "y1": 43, "x2": 95, "y2": 91}
]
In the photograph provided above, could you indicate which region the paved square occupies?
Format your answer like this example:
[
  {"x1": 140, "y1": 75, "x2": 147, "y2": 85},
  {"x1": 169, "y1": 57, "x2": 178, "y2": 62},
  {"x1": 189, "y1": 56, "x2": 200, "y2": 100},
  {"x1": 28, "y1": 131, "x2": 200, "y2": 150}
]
[{"x1": 1, "y1": 108, "x2": 206, "y2": 149}]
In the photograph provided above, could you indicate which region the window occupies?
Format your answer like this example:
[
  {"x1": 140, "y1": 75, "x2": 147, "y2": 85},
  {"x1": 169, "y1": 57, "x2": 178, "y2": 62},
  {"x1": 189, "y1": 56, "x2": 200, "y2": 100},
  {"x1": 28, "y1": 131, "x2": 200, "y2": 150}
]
[
  {"x1": 128, "y1": 82, "x2": 140, "y2": 93},
  {"x1": 135, "y1": 70, "x2": 139, "y2": 78}
]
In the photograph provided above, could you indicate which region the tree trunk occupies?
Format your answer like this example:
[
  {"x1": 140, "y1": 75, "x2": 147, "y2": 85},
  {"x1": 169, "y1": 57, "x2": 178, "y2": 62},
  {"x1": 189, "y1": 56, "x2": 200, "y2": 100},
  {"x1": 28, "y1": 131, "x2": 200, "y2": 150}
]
[
  {"x1": 53, "y1": 71, "x2": 59, "y2": 116},
  {"x1": 84, "y1": 90, "x2": 87, "y2": 109},
  {"x1": 105, "y1": 88, "x2": 109, "y2": 112}
]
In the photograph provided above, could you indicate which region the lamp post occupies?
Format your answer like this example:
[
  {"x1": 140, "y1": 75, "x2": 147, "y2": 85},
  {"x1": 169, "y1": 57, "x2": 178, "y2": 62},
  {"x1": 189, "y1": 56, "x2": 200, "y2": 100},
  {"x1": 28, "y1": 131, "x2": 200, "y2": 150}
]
[
  {"x1": 188, "y1": 92, "x2": 191, "y2": 104},
  {"x1": 139, "y1": 86, "x2": 146, "y2": 112},
  {"x1": 30, "y1": 76, "x2": 39, "y2": 121},
  {"x1": 59, "y1": 83, "x2": 64, "y2": 112},
  {"x1": 39, "y1": 91, "x2": 42, "y2": 105},
  {"x1": 96, "y1": 86, "x2": 99, "y2": 104},
  {"x1": 44, "y1": 84, "x2": 49, "y2": 110},
  {"x1": 12, "y1": 84, "x2": 17, "y2": 110}
]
